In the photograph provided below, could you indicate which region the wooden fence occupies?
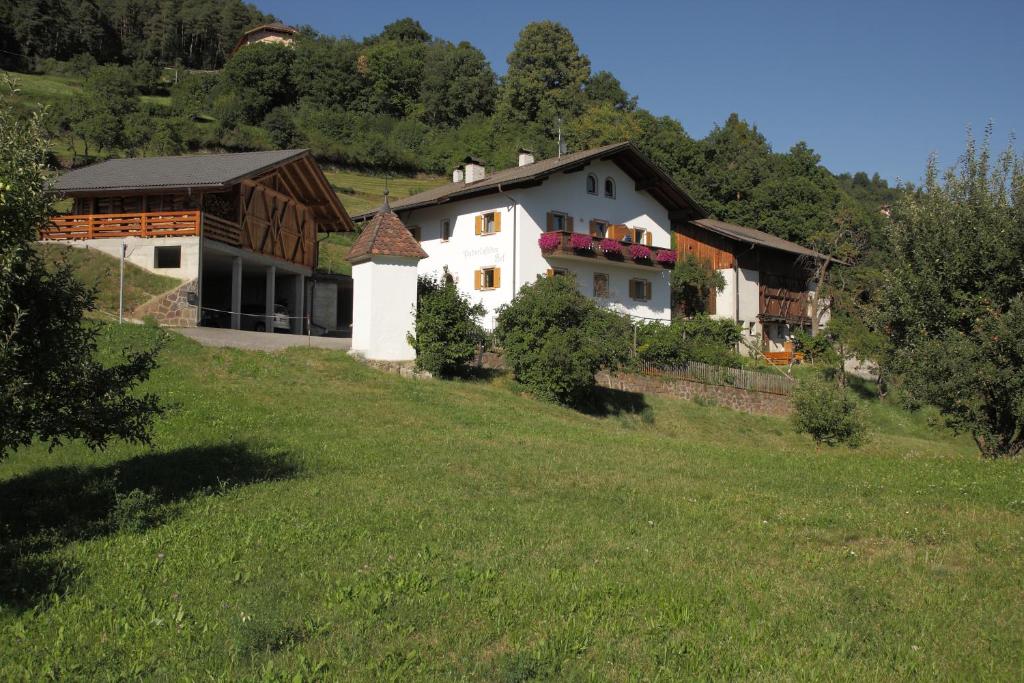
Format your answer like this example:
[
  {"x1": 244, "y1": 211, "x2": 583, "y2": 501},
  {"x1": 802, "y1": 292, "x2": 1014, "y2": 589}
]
[{"x1": 631, "y1": 358, "x2": 794, "y2": 395}]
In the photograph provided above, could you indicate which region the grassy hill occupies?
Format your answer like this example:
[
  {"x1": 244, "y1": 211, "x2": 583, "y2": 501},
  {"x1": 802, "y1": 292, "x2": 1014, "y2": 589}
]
[
  {"x1": 36, "y1": 243, "x2": 181, "y2": 316},
  {"x1": 1, "y1": 324, "x2": 1020, "y2": 680}
]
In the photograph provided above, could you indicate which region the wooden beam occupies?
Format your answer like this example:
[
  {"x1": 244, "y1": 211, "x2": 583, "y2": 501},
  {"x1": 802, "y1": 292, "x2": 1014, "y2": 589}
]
[{"x1": 634, "y1": 176, "x2": 660, "y2": 192}]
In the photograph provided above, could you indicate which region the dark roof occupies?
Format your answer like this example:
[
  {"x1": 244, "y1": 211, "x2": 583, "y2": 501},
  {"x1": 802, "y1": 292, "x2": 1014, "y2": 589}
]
[
  {"x1": 246, "y1": 21, "x2": 297, "y2": 34},
  {"x1": 351, "y1": 142, "x2": 707, "y2": 222},
  {"x1": 53, "y1": 150, "x2": 308, "y2": 193},
  {"x1": 347, "y1": 209, "x2": 427, "y2": 264},
  {"x1": 691, "y1": 218, "x2": 827, "y2": 260}
]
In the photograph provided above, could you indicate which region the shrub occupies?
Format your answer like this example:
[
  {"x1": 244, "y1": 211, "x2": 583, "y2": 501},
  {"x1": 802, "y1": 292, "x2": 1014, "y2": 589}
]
[
  {"x1": 408, "y1": 274, "x2": 486, "y2": 377},
  {"x1": 792, "y1": 375, "x2": 866, "y2": 447},
  {"x1": 494, "y1": 275, "x2": 631, "y2": 405},
  {"x1": 671, "y1": 254, "x2": 726, "y2": 315},
  {"x1": 635, "y1": 316, "x2": 743, "y2": 367}
]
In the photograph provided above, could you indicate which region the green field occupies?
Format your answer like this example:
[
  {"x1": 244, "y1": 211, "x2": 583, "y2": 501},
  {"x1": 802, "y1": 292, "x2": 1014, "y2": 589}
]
[
  {"x1": 1, "y1": 323, "x2": 1021, "y2": 680},
  {"x1": 324, "y1": 168, "x2": 447, "y2": 217}
]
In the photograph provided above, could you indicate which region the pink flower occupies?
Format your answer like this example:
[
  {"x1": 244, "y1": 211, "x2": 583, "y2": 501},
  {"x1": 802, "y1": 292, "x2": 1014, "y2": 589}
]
[
  {"x1": 629, "y1": 243, "x2": 652, "y2": 261},
  {"x1": 598, "y1": 238, "x2": 622, "y2": 255},
  {"x1": 538, "y1": 232, "x2": 561, "y2": 251},
  {"x1": 655, "y1": 249, "x2": 677, "y2": 265},
  {"x1": 569, "y1": 233, "x2": 593, "y2": 250}
]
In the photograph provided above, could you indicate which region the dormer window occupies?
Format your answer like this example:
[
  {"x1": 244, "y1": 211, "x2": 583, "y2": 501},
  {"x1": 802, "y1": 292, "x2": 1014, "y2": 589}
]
[
  {"x1": 604, "y1": 177, "x2": 616, "y2": 198},
  {"x1": 586, "y1": 173, "x2": 598, "y2": 195}
]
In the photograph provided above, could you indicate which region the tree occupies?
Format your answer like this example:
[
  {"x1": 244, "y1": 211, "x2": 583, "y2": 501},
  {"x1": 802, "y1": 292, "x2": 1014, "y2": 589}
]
[
  {"x1": 219, "y1": 42, "x2": 296, "y2": 125},
  {"x1": 494, "y1": 275, "x2": 630, "y2": 405},
  {"x1": 496, "y1": 21, "x2": 591, "y2": 131},
  {"x1": 584, "y1": 70, "x2": 637, "y2": 111},
  {"x1": 0, "y1": 88, "x2": 162, "y2": 458},
  {"x1": 880, "y1": 130, "x2": 1024, "y2": 458},
  {"x1": 408, "y1": 273, "x2": 486, "y2": 377},
  {"x1": 671, "y1": 254, "x2": 726, "y2": 317},
  {"x1": 418, "y1": 41, "x2": 497, "y2": 127},
  {"x1": 290, "y1": 37, "x2": 365, "y2": 111}
]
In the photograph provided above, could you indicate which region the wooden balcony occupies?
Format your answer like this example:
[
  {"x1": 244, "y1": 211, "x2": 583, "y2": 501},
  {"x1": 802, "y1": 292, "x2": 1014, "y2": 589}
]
[
  {"x1": 43, "y1": 210, "x2": 201, "y2": 240},
  {"x1": 539, "y1": 231, "x2": 675, "y2": 269},
  {"x1": 759, "y1": 281, "x2": 811, "y2": 325}
]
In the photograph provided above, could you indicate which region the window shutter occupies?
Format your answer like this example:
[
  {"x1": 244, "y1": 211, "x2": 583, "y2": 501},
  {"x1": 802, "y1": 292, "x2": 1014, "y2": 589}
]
[
  {"x1": 493, "y1": 212, "x2": 501, "y2": 233},
  {"x1": 475, "y1": 215, "x2": 482, "y2": 235},
  {"x1": 493, "y1": 267, "x2": 501, "y2": 288},
  {"x1": 567, "y1": 216, "x2": 574, "y2": 232},
  {"x1": 645, "y1": 280, "x2": 652, "y2": 300},
  {"x1": 589, "y1": 220, "x2": 597, "y2": 236},
  {"x1": 473, "y1": 270, "x2": 481, "y2": 290},
  {"x1": 546, "y1": 268, "x2": 554, "y2": 278},
  {"x1": 645, "y1": 231, "x2": 652, "y2": 246},
  {"x1": 546, "y1": 212, "x2": 554, "y2": 231}
]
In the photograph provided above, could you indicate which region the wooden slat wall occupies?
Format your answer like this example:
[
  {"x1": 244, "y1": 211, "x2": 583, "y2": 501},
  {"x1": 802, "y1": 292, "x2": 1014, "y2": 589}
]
[{"x1": 673, "y1": 223, "x2": 736, "y2": 270}]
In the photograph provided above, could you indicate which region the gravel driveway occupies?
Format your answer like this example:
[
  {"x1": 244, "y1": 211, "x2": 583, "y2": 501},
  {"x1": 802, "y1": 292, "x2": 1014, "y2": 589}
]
[{"x1": 176, "y1": 327, "x2": 351, "y2": 352}]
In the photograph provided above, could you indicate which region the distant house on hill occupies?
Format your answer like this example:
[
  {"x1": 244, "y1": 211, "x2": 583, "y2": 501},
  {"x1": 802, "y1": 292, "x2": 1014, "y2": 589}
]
[
  {"x1": 42, "y1": 150, "x2": 353, "y2": 333},
  {"x1": 231, "y1": 22, "x2": 298, "y2": 55},
  {"x1": 351, "y1": 142, "x2": 831, "y2": 354}
]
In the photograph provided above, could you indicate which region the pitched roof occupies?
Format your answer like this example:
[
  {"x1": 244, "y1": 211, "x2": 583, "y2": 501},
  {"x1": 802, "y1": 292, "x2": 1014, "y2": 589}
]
[
  {"x1": 53, "y1": 149, "x2": 308, "y2": 193},
  {"x1": 347, "y1": 207, "x2": 427, "y2": 264},
  {"x1": 351, "y1": 142, "x2": 707, "y2": 221},
  {"x1": 691, "y1": 218, "x2": 827, "y2": 260}
]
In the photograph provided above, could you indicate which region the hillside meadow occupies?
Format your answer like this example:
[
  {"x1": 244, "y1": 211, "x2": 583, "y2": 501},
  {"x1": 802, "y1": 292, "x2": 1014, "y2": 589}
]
[{"x1": 1, "y1": 324, "x2": 1021, "y2": 680}]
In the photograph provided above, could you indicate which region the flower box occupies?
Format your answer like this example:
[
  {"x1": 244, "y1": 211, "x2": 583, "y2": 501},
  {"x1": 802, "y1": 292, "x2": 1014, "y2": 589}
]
[
  {"x1": 598, "y1": 238, "x2": 623, "y2": 257},
  {"x1": 629, "y1": 243, "x2": 652, "y2": 261},
  {"x1": 655, "y1": 249, "x2": 677, "y2": 266},
  {"x1": 569, "y1": 233, "x2": 594, "y2": 251},
  {"x1": 538, "y1": 232, "x2": 561, "y2": 252}
]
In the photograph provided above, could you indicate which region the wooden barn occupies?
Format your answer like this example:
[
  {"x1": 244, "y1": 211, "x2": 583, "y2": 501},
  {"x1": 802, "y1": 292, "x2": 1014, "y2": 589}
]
[{"x1": 43, "y1": 149, "x2": 353, "y2": 331}]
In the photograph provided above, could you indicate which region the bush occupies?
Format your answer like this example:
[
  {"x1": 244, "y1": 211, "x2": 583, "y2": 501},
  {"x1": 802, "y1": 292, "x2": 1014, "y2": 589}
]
[
  {"x1": 671, "y1": 254, "x2": 726, "y2": 315},
  {"x1": 494, "y1": 275, "x2": 631, "y2": 405},
  {"x1": 635, "y1": 315, "x2": 742, "y2": 367},
  {"x1": 792, "y1": 375, "x2": 866, "y2": 447},
  {"x1": 408, "y1": 274, "x2": 486, "y2": 377}
]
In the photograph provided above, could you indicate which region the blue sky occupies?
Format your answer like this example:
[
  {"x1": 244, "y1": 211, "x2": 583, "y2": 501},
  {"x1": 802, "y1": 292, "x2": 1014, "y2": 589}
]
[{"x1": 257, "y1": 0, "x2": 1022, "y2": 184}]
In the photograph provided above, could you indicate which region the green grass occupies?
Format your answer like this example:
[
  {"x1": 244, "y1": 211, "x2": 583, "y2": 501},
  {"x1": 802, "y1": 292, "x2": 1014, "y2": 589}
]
[
  {"x1": 36, "y1": 243, "x2": 181, "y2": 316},
  {"x1": 317, "y1": 232, "x2": 358, "y2": 276},
  {"x1": 324, "y1": 168, "x2": 446, "y2": 217},
  {"x1": 1, "y1": 323, "x2": 1021, "y2": 680},
  {"x1": 2, "y1": 71, "x2": 83, "y2": 105}
]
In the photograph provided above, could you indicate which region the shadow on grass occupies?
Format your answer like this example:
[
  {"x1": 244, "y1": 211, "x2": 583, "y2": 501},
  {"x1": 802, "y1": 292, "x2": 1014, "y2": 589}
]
[
  {"x1": 847, "y1": 374, "x2": 880, "y2": 401},
  {"x1": 0, "y1": 442, "x2": 297, "y2": 610},
  {"x1": 574, "y1": 385, "x2": 651, "y2": 419}
]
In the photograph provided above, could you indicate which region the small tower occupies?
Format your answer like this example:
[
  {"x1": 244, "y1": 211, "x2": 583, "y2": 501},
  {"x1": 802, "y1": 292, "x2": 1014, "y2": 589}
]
[{"x1": 346, "y1": 192, "x2": 427, "y2": 361}]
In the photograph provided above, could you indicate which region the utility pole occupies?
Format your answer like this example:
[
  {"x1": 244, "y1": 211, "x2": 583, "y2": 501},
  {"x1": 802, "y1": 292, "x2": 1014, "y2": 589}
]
[{"x1": 118, "y1": 240, "x2": 126, "y2": 323}]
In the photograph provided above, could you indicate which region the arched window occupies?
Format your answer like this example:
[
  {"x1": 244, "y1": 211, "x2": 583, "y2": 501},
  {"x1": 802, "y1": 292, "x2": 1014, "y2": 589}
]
[
  {"x1": 586, "y1": 173, "x2": 597, "y2": 195},
  {"x1": 604, "y1": 177, "x2": 616, "y2": 198}
]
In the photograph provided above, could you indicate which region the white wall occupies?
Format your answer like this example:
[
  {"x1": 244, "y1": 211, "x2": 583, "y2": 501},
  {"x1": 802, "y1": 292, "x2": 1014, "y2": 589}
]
[
  {"x1": 350, "y1": 257, "x2": 419, "y2": 361},
  {"x1": 63, "y1": 236, "x2": 199, "y2": 281},
  {"x1": 403, "y1": 158, "x2": 673, "y2": 327}
]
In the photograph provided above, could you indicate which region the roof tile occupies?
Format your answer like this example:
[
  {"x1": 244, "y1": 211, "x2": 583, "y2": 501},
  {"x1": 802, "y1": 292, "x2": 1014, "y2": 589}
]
[{"x1": 347, "y1": 209, "x2": 427, "y2": 264}]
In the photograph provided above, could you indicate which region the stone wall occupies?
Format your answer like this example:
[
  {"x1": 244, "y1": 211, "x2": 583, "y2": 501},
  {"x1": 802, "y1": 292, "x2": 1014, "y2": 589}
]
[
  {"x1": 133, "y1": 279, "x2": 199, "y2": 327},
  {"x1": 595, "y1": 370, "x2": 792, "y2": 417}
]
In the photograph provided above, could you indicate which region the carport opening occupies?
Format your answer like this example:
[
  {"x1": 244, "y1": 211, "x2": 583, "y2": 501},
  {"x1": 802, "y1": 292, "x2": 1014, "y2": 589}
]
[{"x1": 200, "y1": 249, "x2": 304, "y2": 334}]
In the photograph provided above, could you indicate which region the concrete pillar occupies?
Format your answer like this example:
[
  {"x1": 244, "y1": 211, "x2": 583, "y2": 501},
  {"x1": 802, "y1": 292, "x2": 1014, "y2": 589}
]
[
  {"x1": 264, "y1": 265, "x2": 276, "y2": 333},
  {"x1": 231, "y1": 256, "x2": 242, "y2": 330},
  {"x1": 292, "y1": 275, "x2": 305, "y2": 334}
]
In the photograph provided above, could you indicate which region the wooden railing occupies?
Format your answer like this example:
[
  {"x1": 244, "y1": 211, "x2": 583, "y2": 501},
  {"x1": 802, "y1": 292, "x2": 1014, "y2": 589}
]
[
  {"x1": 42, "y1": 210, "x2": 200, "y2": 240},
  {"x1": 541, "y1": 231, "x2": 675, "y2": 268},
  {"x1": 202, "y1": 213, "x2": 243, "y2": 247},
  {"x1": 759, "y1": 281, "x2": 811, "y2": 324},
  {"x1": 632, "y1": 358, "x2": 794, "y2": 395}
]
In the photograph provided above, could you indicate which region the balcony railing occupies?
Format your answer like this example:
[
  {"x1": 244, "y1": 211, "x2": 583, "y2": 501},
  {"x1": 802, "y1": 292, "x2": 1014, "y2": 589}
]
[
  {"x1": 539, "y1": 230, "x2": 676, "y2": 268},
  {"x1": 759, "y1": 286, "x2": 811, "y2": 325},
  {"x1": 42, "y1": 210, "x2": 201, "y2": 240}
]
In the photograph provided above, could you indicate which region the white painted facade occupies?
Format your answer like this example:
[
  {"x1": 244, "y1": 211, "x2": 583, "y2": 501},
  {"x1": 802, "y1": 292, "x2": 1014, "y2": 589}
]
[
  {"x1": 350, "y1": 257, "x2": 419, "y2": 361},
  {"x1": 401, "y1": 159, "x2": 674, "y2": 329}
]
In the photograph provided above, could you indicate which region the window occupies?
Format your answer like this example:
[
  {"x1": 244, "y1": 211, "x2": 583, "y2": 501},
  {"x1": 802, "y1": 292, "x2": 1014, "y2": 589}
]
[
  {"x1": 474, "y1": 266, "x2": 501, "y2": 290},
  {"x1": 631, "y1": 227, "x2": 648, "y2": 245},
  {"x1": 475, "y1": 211, "x2": 501, "y2": 235},
  {"x1": 593, "y1": 272, "x2": 609, "y2": 298},
  {"x1": 441, "y1": 218, "x2": 451, "y2": 241},
  {"x1": 408, "y1": 225, "x2": 421, "y2": 241},
  {"x1": 629, "y1": 278, "x2": 652, "y2": 301},
  {"x1": 545, "y1": 211, "x2": 570, "y2": 232},
  {"x1": 154, "y1": 245, "x2": 181, "y2": 269},
  {"x1": 589, "y1": 220, "x2": 608, "y2": 238},
  {"x1": 586, "y1": 173, "x2": 598, "y2": 195},
  {"x1": 604, "y1": 177, "x2": 616, "y2": 198}
]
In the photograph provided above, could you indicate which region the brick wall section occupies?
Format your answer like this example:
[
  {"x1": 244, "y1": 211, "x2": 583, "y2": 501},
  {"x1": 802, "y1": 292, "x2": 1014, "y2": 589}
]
[
  {"x1": 133, "y1": 279, "x2": 198, "y2": 327},
  {"x1": 595, "y1": 370, "x2": 793, "y2": 417}
]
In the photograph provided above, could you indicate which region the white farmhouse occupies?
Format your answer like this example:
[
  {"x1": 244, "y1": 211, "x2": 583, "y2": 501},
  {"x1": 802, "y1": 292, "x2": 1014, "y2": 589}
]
[{"x1": 353, "y1": 142, "x2": 830, "y2": 358}]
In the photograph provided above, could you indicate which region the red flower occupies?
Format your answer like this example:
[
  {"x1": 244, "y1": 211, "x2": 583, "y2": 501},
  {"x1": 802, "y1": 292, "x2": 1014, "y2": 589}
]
[
  {"x1": 538, "y1": 232, "x2": 561, "y2": 251},
  {"x1": 598, "y1": 238, "x2": 622, "y2": 255},
  {"x1": 629, "y1": 243, "x2": 652, "y2": 261},
  {"x1": 569, "y1": 233, "x2": 593, "y2": 250}
]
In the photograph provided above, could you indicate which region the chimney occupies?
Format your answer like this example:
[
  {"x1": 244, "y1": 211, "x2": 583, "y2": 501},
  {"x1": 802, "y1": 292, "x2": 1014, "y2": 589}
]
[
  {"x1": 517, "y1": 148, "x2": 535, "y2": 167},
  {"x1": 463, "y1": 156, "x2": 486, "y2": 183},
  {"x1": 452, "y1": 165, "x2": 465, "y2": 183}
]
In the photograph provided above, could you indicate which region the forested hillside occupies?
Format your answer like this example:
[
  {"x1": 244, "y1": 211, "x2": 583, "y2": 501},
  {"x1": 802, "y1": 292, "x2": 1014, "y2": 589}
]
[{"x1": 4, "y1": 6, "x2": 899, "y2": 245}]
